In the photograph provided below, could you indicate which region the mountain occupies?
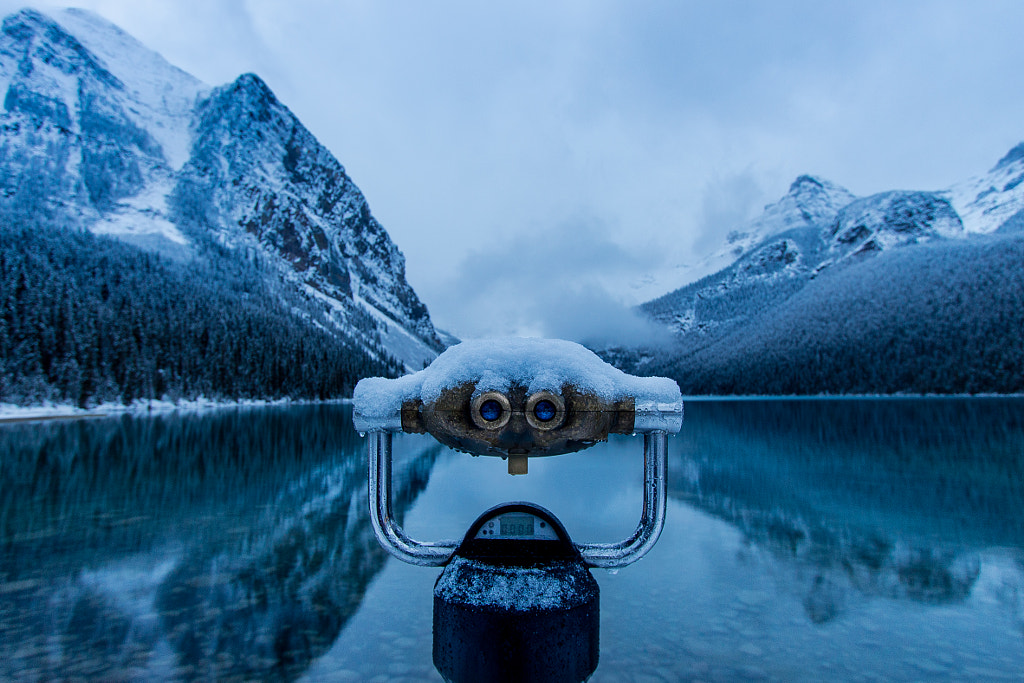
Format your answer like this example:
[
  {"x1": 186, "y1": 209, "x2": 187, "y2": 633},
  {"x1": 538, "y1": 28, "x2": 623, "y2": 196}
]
[
  {"x1": 639, "y1": 175, "x2": 862, "y2": 341},
  {"x1": 725, "y1": 175, "x2": 858, "y2": 255},
  {"x1": 944, "y1": 142, "x2": 1024, "y2": 235},
  {"x1": 618, "y1": 145, "x2": 1024, "y2": 395},
  {"x1": 0, "y1": 9, "x2": 441, "y2": 405},
  {"x1": 0, "y1": 8, "x2": 202, "y2": 249},
  {"x1": 624, "y1": 175, "x2": 857, "y2": 303}
]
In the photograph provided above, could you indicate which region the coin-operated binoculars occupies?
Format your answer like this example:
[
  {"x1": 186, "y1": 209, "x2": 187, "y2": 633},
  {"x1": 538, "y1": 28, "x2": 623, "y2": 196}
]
[{"x1": 353, "y1": 338, "x2": 682, "y2": 683}]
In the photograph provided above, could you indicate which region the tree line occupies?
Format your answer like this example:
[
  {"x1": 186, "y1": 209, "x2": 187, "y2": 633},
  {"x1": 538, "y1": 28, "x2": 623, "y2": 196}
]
[
  {"x1": 636, "y1": 233, "x2": 1024, "y2": 395},
  {"x1": 0, "y1": 220, "x2": 402, "y2": 407}
]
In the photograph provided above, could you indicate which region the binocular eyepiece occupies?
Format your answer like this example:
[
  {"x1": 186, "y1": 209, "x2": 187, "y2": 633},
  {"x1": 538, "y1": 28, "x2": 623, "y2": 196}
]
[
  {"x1": 354, "y1": 338, "x2": 682, "y2": 474},
  {"x1": 473, "y1": 390, "x2": 563, "y2": 431},
  {"x1": 401, "y1": 382, "x2": 636, "y2": 460}
]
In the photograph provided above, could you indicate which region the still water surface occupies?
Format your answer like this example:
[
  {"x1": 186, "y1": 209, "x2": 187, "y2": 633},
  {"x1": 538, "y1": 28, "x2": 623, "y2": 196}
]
[{"x1": 2, "y1": 399, "x2": 1024, "y2": 681}]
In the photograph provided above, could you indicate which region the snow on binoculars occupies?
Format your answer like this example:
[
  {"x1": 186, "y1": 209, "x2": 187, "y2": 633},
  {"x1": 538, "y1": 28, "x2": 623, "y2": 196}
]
[{"x1": 353, "y1": 337, "x2": 683, "y2": 568}]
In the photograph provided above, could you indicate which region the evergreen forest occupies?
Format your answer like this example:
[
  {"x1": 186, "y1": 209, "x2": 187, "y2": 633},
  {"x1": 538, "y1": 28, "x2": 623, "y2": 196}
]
[
  {"x1": 642, "y1": 233, "x2": 1024, "y2": 395},
  {"x1": 0, "y1": 221, "x2": 403, "y2": 407}
]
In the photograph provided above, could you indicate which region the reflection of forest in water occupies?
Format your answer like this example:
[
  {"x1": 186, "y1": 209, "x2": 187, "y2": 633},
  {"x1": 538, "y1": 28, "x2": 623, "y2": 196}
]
[
  {"x1": 0, "y1": 405, "x2": 441, "y2": 681},
  {"x1": 672, "y1": 399, "x2": 1024, "y2": 623}
]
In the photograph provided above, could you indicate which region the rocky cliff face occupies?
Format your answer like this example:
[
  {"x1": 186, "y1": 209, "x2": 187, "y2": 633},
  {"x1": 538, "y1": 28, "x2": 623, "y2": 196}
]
[
  {"x1": 174, "y1": 72, "x2": 439, "y2": 355},
  {"x1": 0, "y1": 9, "x2": 198, "y2": 247},
  {"x1": 0, "y1": 8, "x2": 440, "y2": 374},
  {"x1": 826, "y1": 191, "x2": 962, "y2": 256}
]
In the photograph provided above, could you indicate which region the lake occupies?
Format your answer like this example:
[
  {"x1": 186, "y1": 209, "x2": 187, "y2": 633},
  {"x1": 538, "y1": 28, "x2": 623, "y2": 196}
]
[{"x1": 2, "y1": 399, "x2": 1023, "y2": 681}]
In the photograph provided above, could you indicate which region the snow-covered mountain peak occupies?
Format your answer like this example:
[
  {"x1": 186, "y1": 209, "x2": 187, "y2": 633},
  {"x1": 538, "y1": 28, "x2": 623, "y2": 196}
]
[
  {"x1": 992, "y1": 141, "x2": 1024, "y2": 172},
  {"x1": 779, "y1": 174, "x2": 858, "y2": 225},
  {"x1": 1, "y1": 8, "x2": 197, "y2": 251},
  {"x1": 625, "y1": 174, "x2": 856, "y2": 304},
  {"x1": 1, "y1": 9, "x2": 121, "y2": 130},
  {"x1": 174, "y1": 68, "x2": 441, "y2": 362},
  {"x1": 725, "y1": 174, "x2": 856, "y2": 253},
  {"x1": 1, "y1": 8, "x2": 207, "y2": 171},
  {"x1": 53, "y1": 8, "x2": 208, "y2": 170},
  {"x1": 0, "y1": 7, "x2": 441, "y2": 371},
  {"x1": 944, "y1": 140, "x2": 1024, "y2": 235},
  {"x1": 788, "y1": 174, "x2": 836, "y2": 196}
]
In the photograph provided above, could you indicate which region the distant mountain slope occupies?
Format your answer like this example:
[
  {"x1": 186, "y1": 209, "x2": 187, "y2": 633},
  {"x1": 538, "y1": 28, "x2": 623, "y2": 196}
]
[
  {"x1": 621, "y1": 143, "x2": 1024, "y2": 395},
  {"x1": 945, "y1": 142, "x2": 1024, "y2": 234},
  {"x1": 638, "y1": 177, "x2": 857, "y2": 344},
  {"x1": 824, "y1": 191, "x2": 963, "y2": 258},
  {"x1": 0, "y1": 9, "x2": 195, "y2": 250},
  {"x1": 644, "y1": 233, "x2": 1024, "y2": 395},
  {"x1": 625, "y1": 175, "x2": 856, "y2": 303},
  {"x1": 0, "y1": 8, "x2": 439, "y2": 404},
  {"x1": 726, "y1": 175, "x2": 858, "y2": 255}
]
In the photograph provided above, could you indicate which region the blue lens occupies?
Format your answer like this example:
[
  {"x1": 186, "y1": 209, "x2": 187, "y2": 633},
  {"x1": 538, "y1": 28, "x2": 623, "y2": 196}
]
[
  {"x1": 480, "y1": 399, "x2": 503, "y2": 422},
  {"x1": 534, "y1": 399, "x2": 557, "y2": 422}
]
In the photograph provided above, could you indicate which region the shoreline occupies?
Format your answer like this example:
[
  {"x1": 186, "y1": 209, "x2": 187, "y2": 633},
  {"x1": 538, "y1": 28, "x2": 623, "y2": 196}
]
[
  {"x1": 0, "y1": 412, "x2": 110, "y2": 425},
  {"x1": 0, "y1": 397, "x2": 354, "y2": 424},
  {"x1": 3, "y1": 392, "x2": 1021, "y2": 424}
]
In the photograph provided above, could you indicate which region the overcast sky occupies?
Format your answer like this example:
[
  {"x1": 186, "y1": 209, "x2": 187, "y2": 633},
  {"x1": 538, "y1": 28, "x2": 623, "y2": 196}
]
[{"x1": 7, "y1": 1, "x2": 1024, "y2": 339}]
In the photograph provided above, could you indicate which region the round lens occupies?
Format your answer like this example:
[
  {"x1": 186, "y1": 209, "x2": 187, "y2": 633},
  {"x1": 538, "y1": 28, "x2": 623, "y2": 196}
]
[
  {"x1": 480, "y1": 399, "x2": 503, "y2": 422},
  {"x1": 533, "y1": 399, "x2": 557, "y2": 422}
]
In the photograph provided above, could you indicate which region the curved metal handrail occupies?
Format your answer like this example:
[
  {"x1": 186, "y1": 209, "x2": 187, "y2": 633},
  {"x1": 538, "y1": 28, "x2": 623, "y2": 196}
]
[
  {"x1": 367, "y1": 429, "x2": 668, "y2": 569},
  {"x1": 577, "y1": 431, "x2": 667, "y2": 568},
  {"x1": 368, "y1": 431, "x2": 457, "y2": 567}
]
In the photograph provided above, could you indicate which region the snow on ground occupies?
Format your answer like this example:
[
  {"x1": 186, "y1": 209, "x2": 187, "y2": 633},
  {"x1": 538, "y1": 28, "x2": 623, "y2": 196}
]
[
  {"x1": 88, "y1": 175, "x2": 192, "y2": 253},
  {"x1": 0, "y1": 397, "x2": 343, "y2": 423}
]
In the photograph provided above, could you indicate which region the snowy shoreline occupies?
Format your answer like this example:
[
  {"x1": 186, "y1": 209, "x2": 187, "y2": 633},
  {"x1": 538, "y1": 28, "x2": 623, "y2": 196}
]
[
  {"x1": 0, "y1": 397, "x2": 354, "y2": 423},
  {"x1": 4, "y1": 391, "x2": 1019, "y2": 424}
]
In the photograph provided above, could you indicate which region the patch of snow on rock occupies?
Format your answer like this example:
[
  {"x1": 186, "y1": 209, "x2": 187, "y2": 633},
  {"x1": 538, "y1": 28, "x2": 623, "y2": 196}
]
[{"x1": 54, "y1": 8, "x2": 208, "y2": 170}]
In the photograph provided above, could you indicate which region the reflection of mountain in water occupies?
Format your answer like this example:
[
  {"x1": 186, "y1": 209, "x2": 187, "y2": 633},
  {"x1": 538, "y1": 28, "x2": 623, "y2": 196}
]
[
  {"x1": 673, "y1": 399, "x2": 1024, "y2": 622},
  {"x1": 0, "y1": 405, "x2": 441, "y2": 681}
]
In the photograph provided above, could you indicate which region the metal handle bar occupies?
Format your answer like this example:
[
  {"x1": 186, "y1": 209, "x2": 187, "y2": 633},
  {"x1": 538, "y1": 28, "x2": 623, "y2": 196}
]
[{"x1": 367, "y1": 430, "x2": 668, "y2": 569}]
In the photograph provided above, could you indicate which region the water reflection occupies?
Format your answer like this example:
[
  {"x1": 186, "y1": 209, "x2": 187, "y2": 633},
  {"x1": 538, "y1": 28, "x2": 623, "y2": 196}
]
[
  {"x1": 673, "y1": 398, "x2": 1024, "y2": 623},
  {"x1": 4, "y1": 399, "x2": 1024, "y2": 681},
  {"x1": 0, "y1": 405, "x2": 440, "y2": 681}
]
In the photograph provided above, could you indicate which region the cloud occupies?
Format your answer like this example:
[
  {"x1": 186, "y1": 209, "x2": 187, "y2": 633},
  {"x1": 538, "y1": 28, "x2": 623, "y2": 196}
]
[
  {"x1": 693, "y1": 169, "x2": 768, "y2": 253},
  {"x1": 430, "y1": 216, "x2": 673, "y2": 346},
  {"x1": 8, "y1": 0, "x2": 1024, "y2": 342}
]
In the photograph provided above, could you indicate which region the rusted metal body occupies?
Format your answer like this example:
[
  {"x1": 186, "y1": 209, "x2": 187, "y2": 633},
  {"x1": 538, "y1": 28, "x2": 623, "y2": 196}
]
[{"x1": 401, "y1": 382, "x2": 634, "y2": 458}]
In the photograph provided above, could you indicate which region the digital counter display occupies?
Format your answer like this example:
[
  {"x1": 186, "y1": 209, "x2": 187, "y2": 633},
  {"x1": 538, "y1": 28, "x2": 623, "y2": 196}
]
[
  {"x1": 474, "y1": 511, "x2": 558, "y2": 541},
  {"x1": 499, "y1": 515, "x2": 535, "y2": 537}
]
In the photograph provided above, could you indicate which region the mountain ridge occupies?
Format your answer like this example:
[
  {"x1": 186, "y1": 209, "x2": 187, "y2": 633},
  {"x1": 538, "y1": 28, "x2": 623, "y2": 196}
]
[
  {"x1": 1, "y1": 9, "x2": 440, "y2": 349},
  {"x1": 0, "y1": 8, "x2": 440, "y2": 406},
  {"x1": 621, "y1": 141, "x2": 1024, "y2": 395}
]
